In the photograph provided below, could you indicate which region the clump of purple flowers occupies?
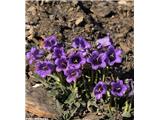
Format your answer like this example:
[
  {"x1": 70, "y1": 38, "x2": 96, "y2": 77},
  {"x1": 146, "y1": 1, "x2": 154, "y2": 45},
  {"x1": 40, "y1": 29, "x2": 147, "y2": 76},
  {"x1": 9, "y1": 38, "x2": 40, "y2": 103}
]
[{"x1": 26, "y1": 33, "x2": 132, "y2": 101}]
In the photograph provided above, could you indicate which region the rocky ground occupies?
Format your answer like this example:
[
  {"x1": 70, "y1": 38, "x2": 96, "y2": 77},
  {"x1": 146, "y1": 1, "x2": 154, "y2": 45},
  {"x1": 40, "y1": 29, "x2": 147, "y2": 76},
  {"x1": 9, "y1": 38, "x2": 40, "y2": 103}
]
[{"x1": 25, "y1": 1, "x2": 133, "y2": 120}]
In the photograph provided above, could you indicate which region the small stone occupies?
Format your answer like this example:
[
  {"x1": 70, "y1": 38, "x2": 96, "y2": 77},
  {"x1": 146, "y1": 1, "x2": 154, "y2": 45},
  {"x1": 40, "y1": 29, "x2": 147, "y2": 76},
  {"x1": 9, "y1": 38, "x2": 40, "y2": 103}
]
[
  {"x1": 68, "y1": 7, "x2": 74, "y2": 12},
  {"x1": 28, "y1": 27, "x2": 34, "y2": 35},
  {"x1": 49, "y1": 15, "x2": 54, "y2": 20},
  {"x1": 27, "y1": 6, "x2": 36, "y2": 16},
  {"x1": 90, "y1": 5, "x2": 112, "y2": 17},
  {"x1": 85, "y1": 24, "x2": 92, "y2": 33},
  {"x1": 26, "y1": 25, "x2": 31, "y2": 30},
  {"x1": 26, "y1": 86, "x2": 61, "y2": 118},
  {"x1": 28, "y1": 35, "x2": 34, "y2": 40},
  {"x1": 118, "y1": 0, "x2": 127, "y2": 5},
  {"x1": 75, "y1": 16, "x2": 84, "y2": 25},
  {"x1": 46, "y1": 53, "x2": 52, "y2": 60},
  {"x1": 72, "y1": 0, "x2": 78, "y2": 5}
]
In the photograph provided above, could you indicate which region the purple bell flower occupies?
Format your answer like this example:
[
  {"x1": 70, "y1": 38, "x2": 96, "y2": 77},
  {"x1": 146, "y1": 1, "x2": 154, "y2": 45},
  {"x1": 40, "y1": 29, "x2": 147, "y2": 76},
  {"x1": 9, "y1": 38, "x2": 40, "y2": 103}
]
[
  {"x1": 96, "y1": 33, "x2": 111, "y2": 49},
  {"x1": 87, "y1": 51, "x2": 106, "y2": 70},
  {"x1": 44, "y1": 35, "x2": 57, "y2": 50},
  {"x1": 68, "y1": 51, "x2": 86, "y2": 69},
  {"x1": 93, "y1": 81, "x2": 107, "y2": 100},
  {"x1": 106, "y1": 45, "x2": 122, "y2": 66},
  {"x1": 26, "y1": 47, "x2": 45, "y2": 64},
  {"x1": 55, "y1": 57, "x2": 68, "y2": 72},
  {"x1": 64, "y1": 66, "x2": 81, "y2": 83},
  {"x1": 111, "y1": 80, "x2": 127, "y2": 97},
  {"x1": 72, "y1": 37, "x2": 91, "y2": 49},
  {"x1": 52, "y1": 47, "x2": 66, "y2": 59},
  {"x1": 35, "y1": 60, "x2": 54, "y2": 78}
]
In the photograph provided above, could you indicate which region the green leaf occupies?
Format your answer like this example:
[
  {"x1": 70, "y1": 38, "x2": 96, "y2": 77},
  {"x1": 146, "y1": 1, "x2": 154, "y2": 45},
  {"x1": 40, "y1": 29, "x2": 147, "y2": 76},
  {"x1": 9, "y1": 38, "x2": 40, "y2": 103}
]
[
  {"x1": 107, "y1": 91, "x2": 111, "y2": 97},
  {"x1": 85, "y1": 75, "x2": 91, "y2": 79},
  {"x1": 87, "y1": 98, "x2": 97, "y2": 112},
  {"x1": 47, "y1": 89, "x2": 57, "y2": 97},
  {"x1": 34, "y1": 74, "x2": 40, "y2": 79},
  {"x1": 74, "y1": 102, "x2": 80, "y2": 108},
  {"x1": 33, "y1": 75, "x2": 49, "y2": 88},
  {"x1": 49, "y1": 74, "x2": 60, "y2": 82},
  {"x1": 122, "y1": 112, "x2": 131, "y2": 118},
  {"x1": 64, "y1": 92, "x2": 76, "y2": 104}
]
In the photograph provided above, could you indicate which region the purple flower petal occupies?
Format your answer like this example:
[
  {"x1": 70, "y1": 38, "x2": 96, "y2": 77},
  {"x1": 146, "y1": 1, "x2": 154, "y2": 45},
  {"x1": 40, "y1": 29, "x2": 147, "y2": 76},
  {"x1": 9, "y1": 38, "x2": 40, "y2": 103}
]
[
  {"x1": 64, "y1": 66, "x2": 81, "y2": 83},
  {"x1": 68, "y1": 51, "x2": 86, "y2": 69},
  {"x1": 87, "y1": 51, "x2": 106, "y2": 70},
  {"x1": 111, "y1": 80, "x2": 127, "y2": 97},
  {"x1": 93, "y1": 81, "x2": 107, "y2": 100},
  {"x1": 115, "y1": 49, "x2": 122, "y2": 63},
  {"x1": 55, "y1": 57, "x2": 68, "y2": 72},
  {"x1": 96, "y1": 94, "x2": 103, "y2": 100},
  {"x1": 92, "y1": 65, "x2": 99, "y2": 70},
  {"x1": 52, "y1": 47, "x2": 66, "y2": 59},
  {"x1": 35, "y1": 61, "x2": 54, "y2": 78},
  {"x1": 56, "y1": 67, "x2": 62, "y2": 72},
  {"x1": 72, "y1": 37, "x2": 91, "y2": 49},
  {"x1": 66, "y1": 76, "x2": 77, "y2": 83},
  {"x1": 96, "y1": 34, "x2": 111, "y2": 48},
  {"x1": 44, "y1": 35, "x2": 57, "y2": 50},
  {"x1": 26, "y1": 47, "x2": 45, "y2": 64},
  {"x1": 117, "y1": 92, "x2": 123, "y2": 97},
  {"x1": 107, "y1": 45, "x2": 122, "y2": 66}
]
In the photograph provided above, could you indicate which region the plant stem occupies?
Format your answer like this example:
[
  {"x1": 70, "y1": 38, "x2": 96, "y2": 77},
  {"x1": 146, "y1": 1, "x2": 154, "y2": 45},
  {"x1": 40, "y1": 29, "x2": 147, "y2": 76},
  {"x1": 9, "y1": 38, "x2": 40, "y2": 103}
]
[
  {"x1": 73, "y1": 81, "x2": 77, "y2": 92},
  {"x1": 57, "y1": 72, "x2": 63, "y2": 81},
  {"x1": 91, "y1": 69, "x2": 94, "y2": 83},
  {"x1": 128, "y1": 101, "x2": 132, "y2": 112},
  {"x1": 108, "y1": 103, "x2": 112, "y2": 116},
  {"x1": 105, "y1": 67, "x2": 108, "y2": 79},
  {"x1": 95, "y1": 71, "x2": 98, "y2": 83},
  {"x1": 38, "y1": 78, "x2": 49, "y2": 88},
  {"x1": 114, "y1": 97, "x2": 119, "y2": 111},
  {"x1": 102, "y1": 69, "x2": 105, "y2": 81},
  {"x1": 124, "y1": 100, "x2": 129, "y2": 112},
  {"x1": 49, "y1": 74, "x2": 60, "y2": 81}
]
